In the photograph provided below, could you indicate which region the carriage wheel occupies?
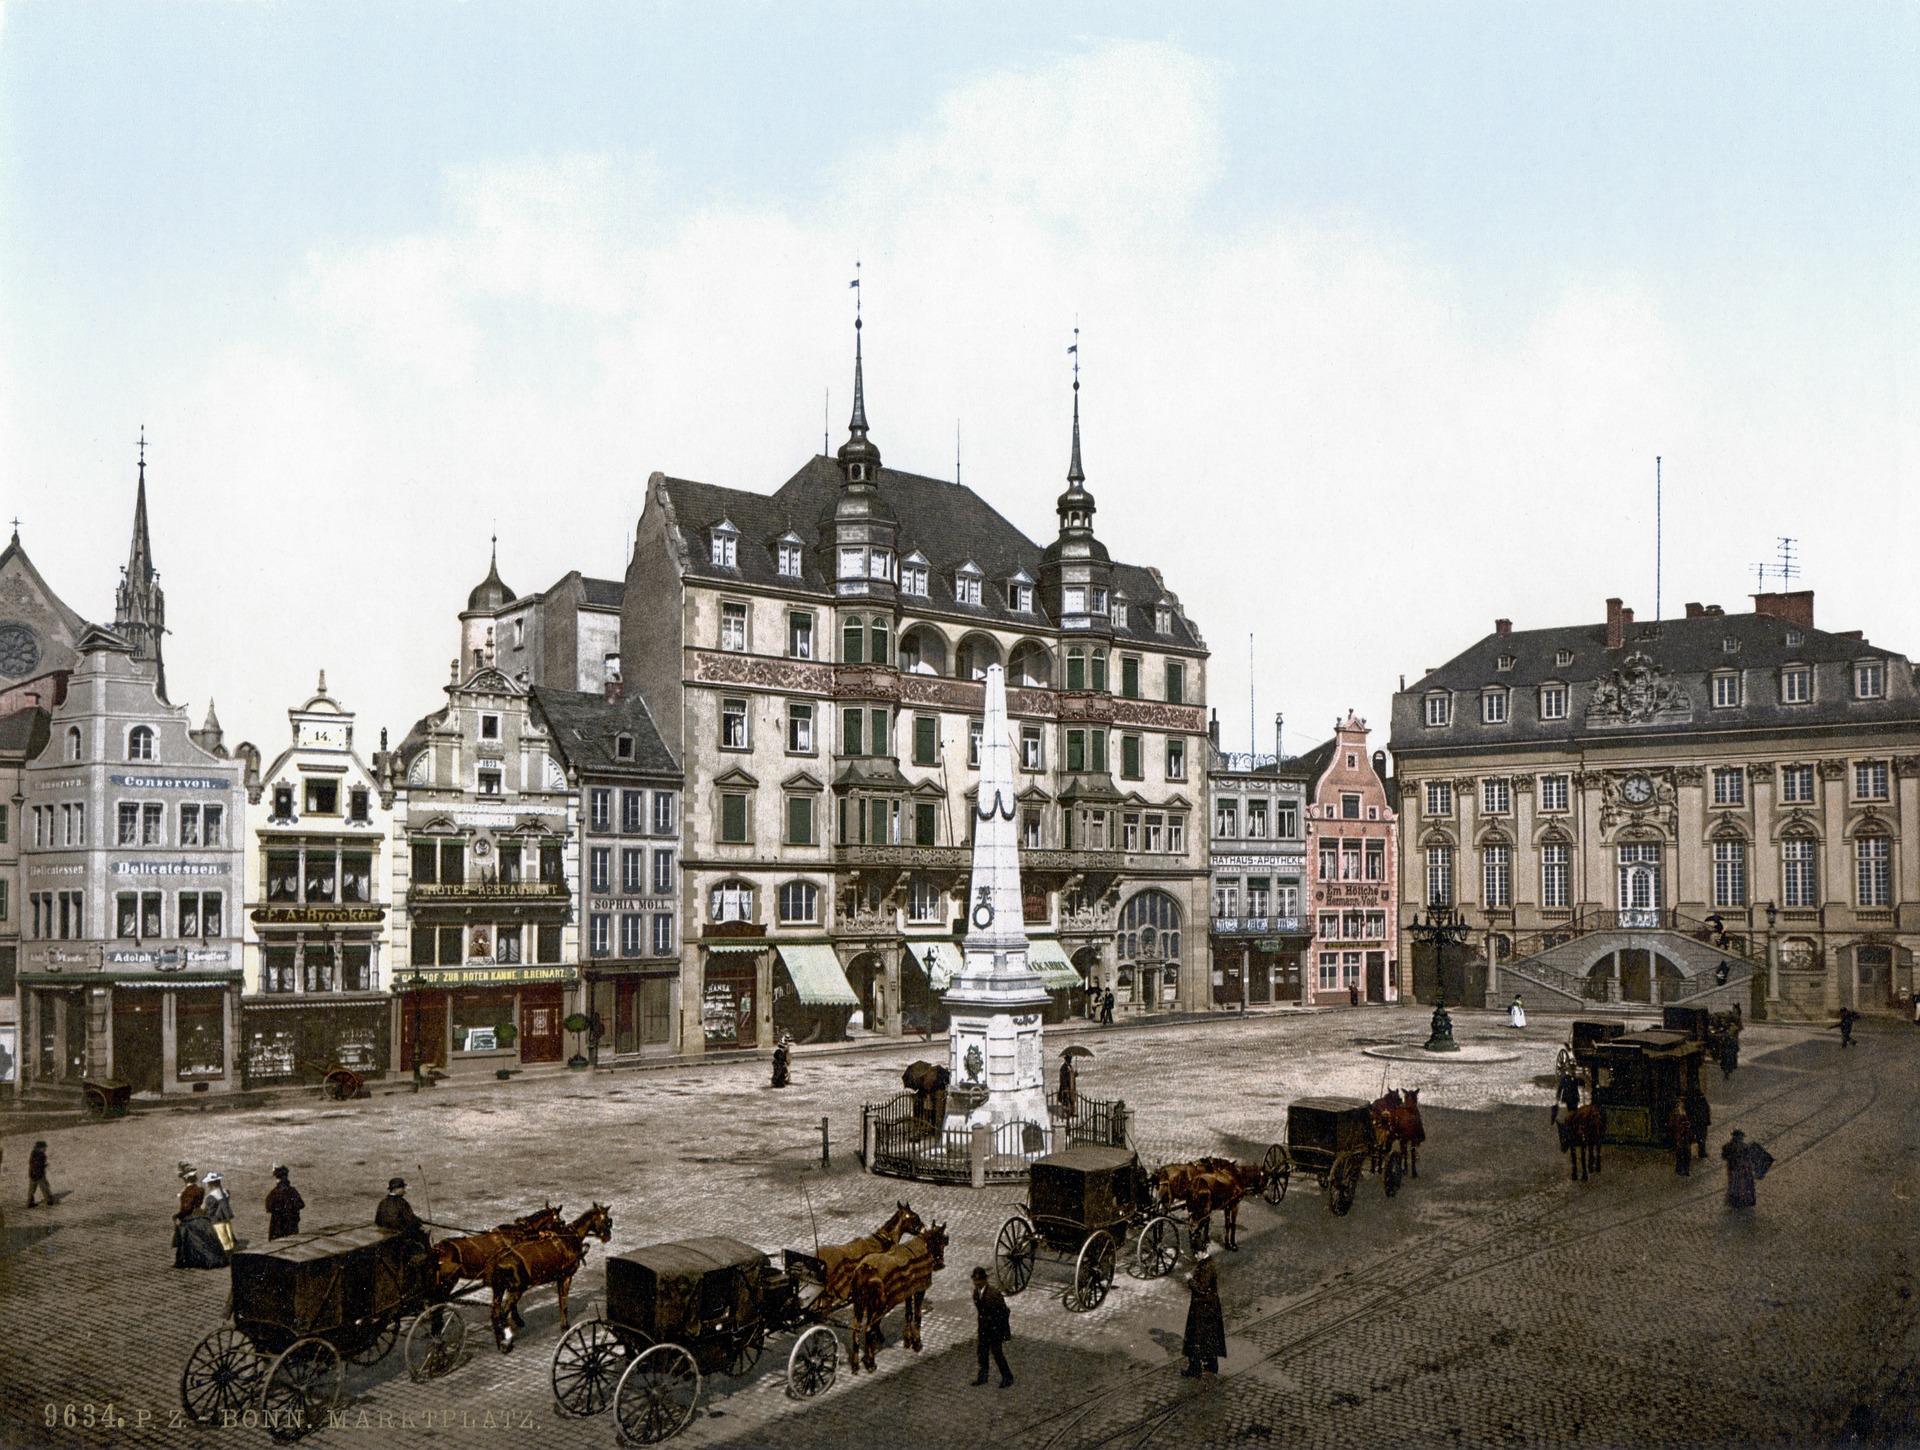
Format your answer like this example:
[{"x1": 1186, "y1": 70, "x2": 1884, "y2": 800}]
[
  {"x1": 1134, "y1": 1216, "x2": 1179, "y2": 1279},
  {"x1": 181, "y1": 1326, "x2": 262, "y2": 1425},
  {"x1": 995, "y1": 1217, "x2": 1037, "y2": 1295},
  {"x1": 1067, "y1": 1232, "x2": 1116, "y2": 1313},
  {"x1": 787, "y1": 1324, "x2": 838, "y2": 1400},
  {"x1": 614, "y1": 1343, "x2": 701, "y2": 1444},
  {"x1": 1383, "y1": 1146, "x2": 1406, "y2": 1198},
  {"x1": 1329, "y1": 1161, "x2": 1358, "y2": 1216},
  {"x1": 551, "y1": 1319, "x2": 635, "y2": 1418},
  {"x1": 1262, "y1": 1145, "x2": 1290, "y2": 1204},
  {"x1": 345, "y1": 1315, "x2": 399, "y2": 1366},
  {"x1": 322, "y1": 1070, "x2": 356, "y2": 1103},
  {"x1": 404, "y1": 1303, "x2": 467, "y2": 1381},
  {"x1": 1556, "y1": 1045, "x2": 1577, "y2": 1077},
  {"x1": 724, "y1": 1322, "x2": 765, "y2": 1378},
  {"x1": 257, "y1": 1338, "x2": 343, "y2": 1443}
]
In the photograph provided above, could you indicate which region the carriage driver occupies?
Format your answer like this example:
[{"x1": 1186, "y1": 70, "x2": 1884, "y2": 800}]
[{"x1": 376, "y1": 1176, "x2": 433, "y2": 1273}]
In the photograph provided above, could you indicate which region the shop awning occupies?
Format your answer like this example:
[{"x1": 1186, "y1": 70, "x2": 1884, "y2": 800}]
[
  {"x1": 775, "y1": 944, "x2": 859, "y2": 1007},
  {"x1": 908, "y1": 940, "x2": 962, "y2": 991},
  {"x1": 703, "y1": 941, "x2": 766, "y2": 956},
  {"x1": 1025, "y1": 938, "x2": 1085, "y2": 993}
]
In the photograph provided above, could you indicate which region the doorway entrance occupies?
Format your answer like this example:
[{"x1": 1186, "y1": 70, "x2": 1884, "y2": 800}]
[{"x1": 112, "y1": 994, "x2": 164, "y2": 1094}]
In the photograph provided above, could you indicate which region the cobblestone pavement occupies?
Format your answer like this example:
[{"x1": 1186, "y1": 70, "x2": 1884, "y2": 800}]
[{"x1": 1, "y1": 1008, "x2": 1913, "y2": 1450}]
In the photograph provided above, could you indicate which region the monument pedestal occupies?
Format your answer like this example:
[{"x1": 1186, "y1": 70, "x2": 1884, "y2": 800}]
[{"x1": 944, "y1": 951, "x2": 1052, "y2": 1136}]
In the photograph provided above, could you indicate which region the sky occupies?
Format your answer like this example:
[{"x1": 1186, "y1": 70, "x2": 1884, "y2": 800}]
[{"x1": 1, "y1": 3, "x2": 1915, "y2": 761}]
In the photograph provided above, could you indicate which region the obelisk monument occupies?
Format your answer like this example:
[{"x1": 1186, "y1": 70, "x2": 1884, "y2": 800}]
[{"x1": 944, "y1": 663, "x2": 1052, "y2": 1135}]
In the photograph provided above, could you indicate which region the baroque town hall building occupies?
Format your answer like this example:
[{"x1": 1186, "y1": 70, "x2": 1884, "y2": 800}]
[{"x1": 618, "y1": 321, "x2": 1211, "y2": 1051}]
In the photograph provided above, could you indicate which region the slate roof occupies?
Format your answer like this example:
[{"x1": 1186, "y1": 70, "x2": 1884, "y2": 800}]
[
  {"x1": 580, "y1": 578, "x2": 624, "y2": 609},
  {"x1": 531, "y1": 687, "x2": 680, "y2": 781},
  {"x1": 1391, "y1": 607, "x2": 1920, "y2": 755},
  {"x1": 0, "y1": 705, "x2": 51, "y2": 762},
  {"x1": 659, "y1": 456, "x2": 1204, "y2": 651}
]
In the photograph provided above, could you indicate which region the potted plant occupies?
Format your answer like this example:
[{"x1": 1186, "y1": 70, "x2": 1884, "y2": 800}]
[
  {"x1": 564, "y1": 1012, "x2": 592, "y2": 1069},
  {"x1": 493, "y1": 1021, "x2": 518, "y2": 1078}
]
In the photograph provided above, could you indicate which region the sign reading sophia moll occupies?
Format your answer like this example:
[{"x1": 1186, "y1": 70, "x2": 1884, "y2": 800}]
[
  {"x1": 112, "y1": 860, "x2": 232, "y2": 877},
  {"x1": 251, "y1": 906, "x2": 386, "y2": 925},
  {"x1": 109, "y1": 773, "x2": 234, "y2": 791}
]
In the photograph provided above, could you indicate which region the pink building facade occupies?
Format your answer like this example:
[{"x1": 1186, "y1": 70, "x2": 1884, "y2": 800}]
[{"x1": 1304, "y1": 713, "x2": 1399, "y2": 1004}]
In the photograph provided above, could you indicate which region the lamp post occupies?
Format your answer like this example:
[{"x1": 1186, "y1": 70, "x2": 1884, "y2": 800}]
[
  {"x1": 1409, "y1": 906, "x2": 1470, "y2": 1052},
  {"x1": 407, "y1": 964, "x2": 427, "y2": 1090}
]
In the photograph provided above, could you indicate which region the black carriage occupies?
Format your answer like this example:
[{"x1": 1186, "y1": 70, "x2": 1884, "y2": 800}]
[
  {"x1": 1664, "y1": 1004, "x2": 1741, "y2": 1066},
  {"x1": 1260, "y1": 1097, "x2": 1383, "y2": 1215},
  {"x1": 1587, "y1": 1028, "x2": 1706, "y2": 1147},
  {"x1": 549, "y1": 1235, "x2": 839, "y2": 1443},
  {"x1": 180, "y1": 1225, "x2": 467, "y2": 1441},
  {"x1": 992, "y1": 1145, "x2": 1178, "y2": 1311}
]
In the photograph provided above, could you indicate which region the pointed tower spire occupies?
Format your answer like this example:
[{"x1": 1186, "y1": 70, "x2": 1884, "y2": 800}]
[
  {"x1": 1040, "y1": 329, "x2": 1111, "y2": 633},
  {"x1": 115, "y1": 425, "x2": 168, "y2": 699},
  {"x1": 836, "y1": 264, "x2": 882, "y2": 483}
]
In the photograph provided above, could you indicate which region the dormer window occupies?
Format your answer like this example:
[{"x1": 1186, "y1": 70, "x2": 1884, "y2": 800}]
[
  {"x1": 615, "y1": 733, "x2": 634, "y2": 760},
  {"x1": 955, "y1": 563, "x2": 983, "y2": 606},
  {"x1": 1781, "y1": 666, "x2": 1810, "y2": 704},
  {"x1": 1540, "y1": 683, "x2": 1568, "y2": 720},
  {"x1": 1855, "y1": 661, "x2": 1885, "y2": 699},
  {"x1": 1008, "y1": 583, "x2": 1031, "y2": 612},
  {"x1": 1424, "y1": 693, "x2": 1450, "y2": 727},
  {"x1": 776, "y1": 536, "x2": 804, "y2": 578},
  {"x1": 709, "y1": 520, "x2": 739, "y2": 568},
  {"x1": 1481, "y1": 688, "x2": 1508, "y2": 724},
  {"x1": 1785, "y1": 628, "x2": 1804, "y2": 646},
  {"x1": 1711, "y1": 672, "x2": 1741, "y2": 708},
  {"x1": 1722, "y1": 635, "x2": 1740, "y2": 654},
  {"x1": 1496, "y1": 655, "x2": 1515, "y2": 671},
  {"x1": 901, "y1": 553, "x2": 929, "y2": 596},
  {"x1": 1555, "y1": 649, "x2": 1574, "y2": 667},
  {"x1": 1154, "y1": 605, "x2": 1172, "y2": 634}
]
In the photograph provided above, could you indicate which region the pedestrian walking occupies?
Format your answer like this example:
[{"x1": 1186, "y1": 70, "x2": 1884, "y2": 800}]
[
  {"x1": 1684, "y1": 1086, "x2": 1712, "y2": 1161},
  {"x1": 1721, "y1": 1129, "x2": 1772, "y2": 1209},
  {"x1": 1666, "y1": 1102, "x2": 1692, "y2": 1176},
  {"x1": 1718, "y1": 1033, "x2": 1740, "y2": 1079},
  {"x1": 266, "y1": 1165, "x2": 305, "y2": 1239},
  {"x1": 1348, "y1": 981, "x2": 1360, "y2": 1007},
  {"x1": 970, "y1": 1266, "x2": 1013, "y2": 1387},
  {"x1": 25, "y1": 1140, "x2": 53, "y2": 1207},
  {"x1": 770, "y1": 1032, "x2": 793, "y2": 1089},
  {"x1": 1508, "y1": 995, "x2": 1527, "y2": 1029},
  {"x1": 1057, "y1": 1052, "x2": 1078, "y2": 1116},
  {"x1": 203, "y1": 1173, "x2": 235, "y2": 1253},
  {"x1": 1182, "y1": 1244, "x2": 1226, "y2": 1376},
  {"x1": 1836, "y1": 1007, "x2": 1861, "y2": 1048},
  {"x1": 1101, "y1": 988, "x2": 1115, "y2": 1025},
  {"x1": 173, "y1": 1164, "x2": 227, "y2": 1269}
]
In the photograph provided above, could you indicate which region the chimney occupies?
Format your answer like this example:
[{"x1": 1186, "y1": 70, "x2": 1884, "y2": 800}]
[
  {"x1": 1606, "y1": 597, "x2": 1626, "y2": 650},
  {"x1": 1494, "y1": 618, "x2": 1512, "y2": 637},
  {"x1": 1703, "y1": 605, "x2": 1723, "y2": 617},
  {"x1": 1685, "y1": 602, "x2": 1704, "y2": 619},
  {"x1": 604, "y1": 677, "x2": 624, "y2": 705},
  {"x1": 1209, "y1": 709, "x2": 1220, "y2": 750},
  {"x1": 1274, "y1": 712, "x2": 1284, "y2": 764},
  {"x1": 1752, "y1": 590, "x2": 1815, "y2": 630}
]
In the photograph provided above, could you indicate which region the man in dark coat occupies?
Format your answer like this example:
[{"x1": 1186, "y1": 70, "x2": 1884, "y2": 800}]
[
  {"x1": 1685, "y1": 1087, "x2": 1712, "y2": 1161},
  {"x1": 25, "y1": 1140, "x2": 53, "y2": 1207},
  {"x1": 376, "y1": 1176, "x2": 432, "y2": 1272},
  {"x1": 1551, "y1": 1072, "x2": 1582, "y2": 1125},
  {"x1": 1182, "y1": 1246, "x2": 1227, "y2": 1376},
  {"x1": 266, "y1": 1166, "x2": 305, "y2": 1239},
  {"x1": 1101, "y1": 988, "x2": 1115, "y2": 1025},
  {"x1": 1722, "y1": 1130, "x2": 1771, "y2": 1209},
  {"x1": 1718, "y1": 1034, "x2": 1740, "y2": 1078},
  {"x1": 1666, "y1": 1102, "x2": 1693, "y2": 1176},
  {"x1": 1837, "y1": 1007, "x2": 1861, "y2": 1048},
  {"x1": 971, "y1": 1266, "x2": 1013, "y2": 1387}
]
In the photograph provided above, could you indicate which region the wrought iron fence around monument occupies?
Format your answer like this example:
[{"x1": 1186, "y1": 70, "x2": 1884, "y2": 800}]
[{"x1": 860, "y1": 1090, "x2": 1130, "y2": 1184}]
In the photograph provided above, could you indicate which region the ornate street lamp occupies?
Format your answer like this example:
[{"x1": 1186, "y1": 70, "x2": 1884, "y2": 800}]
[{"x1": 1408, "y1": 906, "x2": 1470, "y2": 1053}]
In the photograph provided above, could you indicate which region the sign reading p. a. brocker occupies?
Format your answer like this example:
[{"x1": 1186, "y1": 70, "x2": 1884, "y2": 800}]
[{"x1": 251, "y1": 906, "x2": 386, "y2": 925}]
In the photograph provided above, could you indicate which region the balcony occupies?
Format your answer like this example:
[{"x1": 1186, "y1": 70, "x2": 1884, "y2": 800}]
[
  {"x1": 833, "y1": 844, "x2": 1187, "y2": 875},
  {"x1": 1211, "y1": 916, "x2": 1307, "y2": 937},
  {"x1": 408, "y1": 881, "x2": 570, "y2": 904}
]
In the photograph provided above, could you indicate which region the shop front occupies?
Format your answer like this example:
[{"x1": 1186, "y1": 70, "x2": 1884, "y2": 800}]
[
  {"x1": 700, "y1": 941, "x2": 763, "y2": 1050},
  {"x1": 587, "y1": 969, "x2": 677, "y2": 1059},
  {"x1": 1212, "y1": 936, "x2": 1309, "y2": 1005},
  {"x1": 241, "y1": 997, "x2": 392, "y2": 1087},
  {"x1": 902, "y1": 938, "x2": 957, "y2": 1036},
  {"x1": 21, "y1": 944, "x2": 241, "y2": 1096},
  {"x1": 770, "y1": 942, "x2": 858, "y2": 1043},
  {"x1": 395, "y1": 962, "x2": 579, "y2": 1072},
  {"x1": 1026, "y1": 938, "x2": 1086, "y2": 1022}
]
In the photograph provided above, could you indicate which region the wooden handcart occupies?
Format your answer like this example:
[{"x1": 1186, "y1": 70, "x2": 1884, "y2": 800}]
[{"x1": 83, "y1": 1078, "x2": 132, "y2": 1117}]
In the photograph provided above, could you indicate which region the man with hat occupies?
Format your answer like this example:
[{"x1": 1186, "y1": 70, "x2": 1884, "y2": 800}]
[
  {"x1": 25, "y1": 1140, "x2": 53, "y2": 1207},
  {"x1": 376, "y1": 1176, "x2": 431, "y2": 1254},
  {"x1": 1182, "y1": 1243, "x2": 1227, "y2": 1377},
  {"x1": 266, "y1": 1166, "x2": 305, "y2": 1240},
  {"x1": 970, "y1": 1266, "x2": 1013, "y2": 1388}
]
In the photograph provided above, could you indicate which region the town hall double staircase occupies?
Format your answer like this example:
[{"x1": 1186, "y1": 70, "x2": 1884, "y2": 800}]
[{"x1": 1497, "y1": 908, "x2": 1763, "y2": 1012}]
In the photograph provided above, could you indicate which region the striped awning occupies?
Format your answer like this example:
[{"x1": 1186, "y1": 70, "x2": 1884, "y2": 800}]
[
  {"x1": 775, "y1": 943, "x2": 859, "y2": 1007},
  {"x1": 1025, "y1": 938, "x2": 1085, "y2": 993},
  {"x1": 703, "y1": 940, "x2": 766, "y2": 956},
  {"x1": 908, "y1": 940, "x2": 963, "y2": 991}
]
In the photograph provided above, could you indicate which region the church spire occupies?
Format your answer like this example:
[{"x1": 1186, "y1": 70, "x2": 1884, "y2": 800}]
[{"x1": 115, "y1": 425, "x2": 168, "y2": 699}]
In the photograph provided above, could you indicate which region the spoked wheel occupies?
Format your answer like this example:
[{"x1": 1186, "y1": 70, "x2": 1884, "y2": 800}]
[
  {"x1": 1329, "y1": 1165, "x2": 1358, "y2": 1216},
  {"x1": 614, "y1": 1343, "x2": 701, "y2": 1444},
  {"x1": 181, "y1": 1326, "x2": 262, "y2": 1425},
  {"x1": 322, "y1": 1070, "x2": 358, "y2": 1102},
  {"x1": 257, "y1": 1338, "x2": 343, "y2": 1443},
  {"x1": 786, "y1": 1324, "x2": 838, "y2": 1399},
  {"x1": 1067, "y1": 1231, "x2": 1116, "y2": 1312},
  {"x1": 1262, "y1": 1145, "x2": 1290, "y2": 1204},
  {"x1": 1383, "y1": 1147, "x2": 1407, "y2": 1198},
  {"x1": 345, "y1": 1315, "x2": 399, "y2": 1366},
  {"x1": 551, "y1": 1319, "x2": 637, "y2": 1417},
  {"x1": 995, "y1": 1217, "x2": 1037, "y2": 1295},
  {"x1": 724, "y1": 1322, "x2": 765, "y2": 1378},
  {"x1": 404, "y1": 1302, "x2": 468, "y2": 1381},
  {"x1": 1556, "y1": 1045, "x2": 1577, "y2": 1077},
  {"x1": 1134, "y1": 1216, "x2": 1179, "y2": 1279}
]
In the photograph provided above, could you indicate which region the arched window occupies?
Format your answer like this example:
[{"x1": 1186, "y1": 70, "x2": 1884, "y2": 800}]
[
  {"x1": 1008, "y1": 641, "x2": 1052, "y2": 689},
  {"x1": 868, "y1": 617, "x2": 890, "y2": 666},
  {"x1": 1117, "y1": 890, "x2": 1182, "y2": 965},
  {"x1": 66, "y1": 726, "x2": 82, "y2": 762},
  {"x1": 708, "y1": 879, "x2": 756, "y2": 924},
  {"x1": 1781, "y1": 833, "x2": 1819, "y2": 908},
  {"x1": 1855, "y1": 829, "x2": 1892, "y2": 907},
  {"x1": 957, "y1": 635, "x2": 1001, "y2": 682},
  {"x1": 842, "y1": 617, "x2": 864, "y2": 665},
  {"x1": 1425, "y1": 843, "x2": 1454, "y2": 906},
  {"x1": 898, "y1": 627, "x2": 947, "y2": 676},
  {"x1": 777, "y1": 881, "x2": 819, "y2": 923},
  {"x1": 1540, "y1": 836, "x2": 1570, "y2": 908},
  {"x1": 127, "y1": 725, "x2": 155, "y2": 762}
]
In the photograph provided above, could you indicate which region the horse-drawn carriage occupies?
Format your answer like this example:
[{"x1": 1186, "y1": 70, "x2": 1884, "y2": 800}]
[
  {"x1": 180, "y1": 1225, "x2": 468, "y2": 1441},
  {"x1": 1261, "y1": 1096, "x2": 1410, "y2": 1214},
  {"x1": 551, "y1": 1205, "x2": 947, "y2": 1443},
  {"x1": 993, "y1": 1145, "x2": 1179, "y2": 1309},
  {"x1": 1559, "y1": 1018, "x2": 1709, "y2": 1149}
]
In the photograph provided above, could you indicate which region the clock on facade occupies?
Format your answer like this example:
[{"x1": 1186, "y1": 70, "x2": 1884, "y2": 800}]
[
  {"x1": 0, "y1": 621, "x2": 42, "y2": 679},
  {"x1": 1622, "y1": 773, "x2": 1654, "y2": 805}
]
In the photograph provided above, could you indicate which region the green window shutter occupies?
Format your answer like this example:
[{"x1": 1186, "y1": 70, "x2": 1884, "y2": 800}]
[
  {"x1": 1122, "y1": 735, "x2": 1141, "y2": 779},
  {"x1": 1167, "y1": 661, "x2": 1185, "y2": 705},
  {"x1": 842, "y1": 618, "x2": 863, "y2": 664},
  {"x1": 1067, "y1": 730, "x2": 1085, "y2": 773},
  {"x1": 722, "y1": 793, "x2": 747, "y2": 842},
  {"x1": 871, "y1": 708, "x2": 889, "y2": 755},
  {"x1": 787, "y1": 795, "x2": 813, "y2": 845},
  {"x1": 1091, "y1": 651, "x2": 1108, "y2": 692},
  {"x1": 1121, "y1": 657, "x2": 1139, "y2": 699},
  {"x1": 914, "y1": 715, "x2": 937, "y2": 766},
  {"x1": 916, "y1": 802, "x2": 937, "y2": 846},
  {"x1": 869, "y1": 621, "x2": 889, "y2": 665},
  {"x1": 843, "y1": 707, "x2": 864, "y2": 756},
  {"x1": 1091, "y1": 730, "x2": 1108, "y2": 773},
  {"x1": 1066, "y1": 652, "x2": 1085, "y2": 690}
]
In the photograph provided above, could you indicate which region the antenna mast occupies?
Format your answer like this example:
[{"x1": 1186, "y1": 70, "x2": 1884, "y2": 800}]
[
  {"x1": 1248, "y1": 633, "x2": 1256, "y2": 759},
  {"x1": 1655, "y1": 456, "x2": 1662, "y2": 623}
]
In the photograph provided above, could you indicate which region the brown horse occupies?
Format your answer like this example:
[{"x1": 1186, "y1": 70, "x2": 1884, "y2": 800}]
[
  {"x1": 431, "y1": 1205, "x2": 565, "y2": 1298},
  {"x1": 847, "y1": 1222, "x2": 948, "y2": 1374},
  {"x1": 1153, "y1": 1160, "x2": 1262, "y2": 1251},
  {"x1": 1370, "y1": 1089, "x2": 1426, "y2": 1179},
  {"x1": 489, "y1": 1203, "x2": 614, "y2": 1350},
  {"x1": 813, "y1": 1201, "x2": 924, "y2": 1311},
  {"x1": 1558, "y1": 1104, "x2": 1603, "y2": 1181}
]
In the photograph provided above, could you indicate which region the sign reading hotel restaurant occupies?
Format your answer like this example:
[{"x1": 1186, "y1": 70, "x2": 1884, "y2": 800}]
[
  {"x1": 251, "y1": 906, "x2": 386, "y2": 925},
  {"x1": 112, "y1": 860, "x2": 232, "y2": 876},
  {"x1": 109, "y1": 773, "x2": 233, "y2": 790},
  {"x1": 449, "y1": 807, "x2": 566, "y2": 828}
]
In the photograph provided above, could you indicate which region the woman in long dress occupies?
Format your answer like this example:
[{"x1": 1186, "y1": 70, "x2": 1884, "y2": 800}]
[
  {"x1": 1508, "y1": 995, "x2": 1527, "y2": 1029},
  {"x1": 203, "y1": 1173, "x2": 235, "y2": 1253}
]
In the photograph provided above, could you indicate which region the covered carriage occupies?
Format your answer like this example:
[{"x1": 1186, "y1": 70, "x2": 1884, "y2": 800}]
[
  {"x1": 180, "y1": 1225, "x2": 467, "y2": 1441},
  {"x1": 1261, "y1": 1096, "x2": 1389, "y2": 1214},
  {"x1": 993, "y1": 1145, "x2": 1178, "y2": 1310},
  {"x1": 550, "y1": 1236, "x2": 838, "y2": 1443},
  {"x1": 1588, "y1": 1028, "x2": 1706, "y2": 1147}
]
